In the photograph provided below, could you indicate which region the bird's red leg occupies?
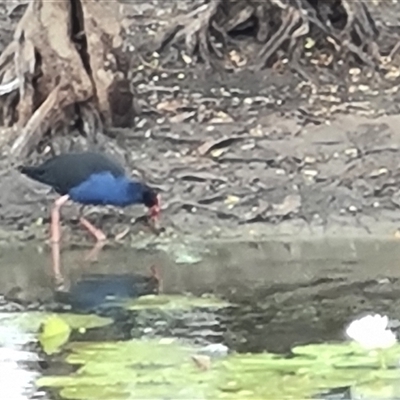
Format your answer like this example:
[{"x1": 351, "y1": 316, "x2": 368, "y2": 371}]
[
  {"x1": 50, "y1": 195, "x2": 69, "y2": 287},
  {"x1": 79, "y1": 216, "x2": 107, "y2": 242},
  {"x1": 50, "y1": 195, "x2": 70, "y2": 243}
]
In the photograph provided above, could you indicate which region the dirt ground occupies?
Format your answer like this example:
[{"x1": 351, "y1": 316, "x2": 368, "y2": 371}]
[{"x1": 2, "y1": 1, "x2": 400, "y2": 244}]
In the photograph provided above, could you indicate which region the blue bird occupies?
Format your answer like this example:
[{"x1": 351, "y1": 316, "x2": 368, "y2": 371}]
[{"x1": 18, "y1": 152, "x2": 160, "y2": 243}]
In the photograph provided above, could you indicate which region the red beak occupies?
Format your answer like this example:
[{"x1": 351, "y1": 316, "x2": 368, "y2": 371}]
[{"x1": 149, "y1": 194, "x2": 161, "y2": 221}]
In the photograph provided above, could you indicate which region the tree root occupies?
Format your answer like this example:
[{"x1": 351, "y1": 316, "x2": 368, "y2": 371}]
[
  {"x1": 155, "y1": 0, "x2": 392, "y2": 74},
  {"x1": 0, "y1": 0, "x2": 137, "y2": 161},
  {"x1": 157, "y1": 1, "x2": 222, "y2": 67}
]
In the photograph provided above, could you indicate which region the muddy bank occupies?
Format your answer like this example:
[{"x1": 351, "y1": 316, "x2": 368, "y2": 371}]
[
  {"x1": 1, "y1": 2, "x2": 400, "y2": 243},
  {"x1": 2, "y1": 113, "x2": 400, "y2": 244}
]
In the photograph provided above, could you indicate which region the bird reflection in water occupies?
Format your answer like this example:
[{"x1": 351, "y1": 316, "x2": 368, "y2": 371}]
[
  {"x1": 49, "y1": 242, "x2": 161, "y2": 313},
  {"x1": 51, "y1": 240, "x2": 108, "y2": 285}
]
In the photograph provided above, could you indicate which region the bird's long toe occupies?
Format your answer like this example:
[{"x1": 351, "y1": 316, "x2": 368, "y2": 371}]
[{"x1": 79, "y1": 216, "x2": 107, "y2": 242}]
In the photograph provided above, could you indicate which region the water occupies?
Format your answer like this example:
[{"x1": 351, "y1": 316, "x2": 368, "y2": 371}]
[{"x1": 1, "y1": 237, "x2": 400, "y2": 399}]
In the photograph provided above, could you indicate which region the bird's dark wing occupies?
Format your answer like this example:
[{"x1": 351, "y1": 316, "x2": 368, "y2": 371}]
[{"x1": 19, "y1": 152, "x2": 126, "y2": 195}]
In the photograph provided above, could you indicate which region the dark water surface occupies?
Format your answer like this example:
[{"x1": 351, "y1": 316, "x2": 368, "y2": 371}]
[{"x1": 1, "y1": 237, "x2": 400, "y2": 399}]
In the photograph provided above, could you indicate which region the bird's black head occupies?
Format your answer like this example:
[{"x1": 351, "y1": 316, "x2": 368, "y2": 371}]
[{"x1": 142, "y1": 186, "x2": 161, "y2": 220}]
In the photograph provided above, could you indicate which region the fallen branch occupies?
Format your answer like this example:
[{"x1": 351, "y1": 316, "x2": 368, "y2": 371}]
[{"x1": 11, "y1": 83, "x2": 63, "y2": 159}]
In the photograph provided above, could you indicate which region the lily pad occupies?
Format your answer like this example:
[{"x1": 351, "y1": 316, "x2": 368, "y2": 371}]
[
  {"x1": 225, "y1": 353, "x2": 316, "y2": 371},
  {"x1": 123, "y1": 294, "x2": 230, "y2": 311},
  {"x1": 34, "y1": 319, "x2": 400, "y2": 400},
  {"x1": 37, "y1": 337, "x2": 400, "y2": 400},
  {"x1": 0, "y1": 312, "x2": 112, "y2": 333},
  {"x1": 291, "y1": 342, "x2": 362, "y2": 358},
  {"x1": 352, "y1": 380, "x2": 400, "y2": 399},
  {"x1": 292, "y1": 342, "x2": 400, "y2": 370},
  {"x1": 60, "y1": 313, "x2": 113, "y2": 330},
  {"x1": 37, "y1": 339, "x2": 207, "y2": 399},
  {"x1": 39, "y1": 315, "x2": 71, "y2": 355}
]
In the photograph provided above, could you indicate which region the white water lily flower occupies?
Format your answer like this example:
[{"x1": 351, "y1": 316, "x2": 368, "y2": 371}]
[{"x1": 346, "y1": 314, "x2": 397, "y2": 350}]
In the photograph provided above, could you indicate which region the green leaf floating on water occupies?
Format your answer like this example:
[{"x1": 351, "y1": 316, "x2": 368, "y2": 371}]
[
  {"x1": 37, "y1": 338, "x2": 400, "y2": 400},
  {"x1": 0, "y1": 312, "x2": 112, "y2": 334},
  {"x1": 291, "y1": 342, "x2": 361, "y2": 358},
  {"x1": 39, "y1": 339, "x2": 317, "y2": 400},
  {"x1": 292, "y1": 342, "x2": 400, "y2": 369},
  {"x1": 0, "y1": 311, "x2": 113, "y2": 356},
  {"x1": 123, "y1": 294, "x2": 230, "y2": 311},
  {"x1": 39, "y1": 315, "x2": 71, "y2": 355},
  {"x1": 352, "y1": 380, "x2": 400, "y2": 399},
  {"x1": 56, "y1": 313, "x2": 113, "y2": 330}
]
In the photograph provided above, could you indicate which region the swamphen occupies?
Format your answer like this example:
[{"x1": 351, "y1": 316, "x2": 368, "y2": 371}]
[{"x1": 18, "y1": 152, "x2": 161, "y2": 243}]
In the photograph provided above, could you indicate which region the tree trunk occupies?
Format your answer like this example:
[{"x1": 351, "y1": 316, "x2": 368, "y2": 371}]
[{"x1": 0, "y1": 0, "x2": 137, "y2": 160}]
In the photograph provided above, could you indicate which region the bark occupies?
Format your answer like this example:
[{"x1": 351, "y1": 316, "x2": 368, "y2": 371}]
[{"x1": 0, "y1": 0, "x2": 137, "y2": 160}]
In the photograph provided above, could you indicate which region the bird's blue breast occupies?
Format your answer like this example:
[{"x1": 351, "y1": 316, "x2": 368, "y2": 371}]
[{"x1": 68, "y1": 172, "x2": 140, "y2": 207}]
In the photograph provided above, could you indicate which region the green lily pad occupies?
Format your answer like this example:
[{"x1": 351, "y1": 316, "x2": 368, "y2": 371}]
[
  {"x1": 292, "y1": 343, "x2": 400, "y2": 371},
  {"x1": 0, "y1": 312, "x2": 112, "y2": 334},
  {"x1": 123, "y1": 294, "x2": 229, "y2": 311},
  {"x1": 39, "y1": 315, "x2": 71, "y2": 355},
  {"x1": 291, "y1": 342, "x2": 361, "y2": 358},
  {"x1": 60, "y1": 313, "x2": 113, "y2": 330},
  {"x1": 352, "y1": 379, "x2": 400, "y2": 399},
  {"x1": 225, "y1": 353, "x2": 316, "y2": 371},
  {"x1": 37, "y1": 339, "x2": 207, "y2": 400},
  {"x1": 38, "y1": 337, "x2": 400, "y2": 400},
  {"x1": 35, "y1": 321, "x2": 400, "y2": 400}
]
